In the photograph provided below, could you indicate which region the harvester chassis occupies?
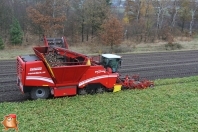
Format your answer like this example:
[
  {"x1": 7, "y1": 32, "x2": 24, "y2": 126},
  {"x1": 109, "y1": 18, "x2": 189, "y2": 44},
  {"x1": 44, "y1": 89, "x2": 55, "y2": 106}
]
[{"x1": 16, "y1": 36, "x2": 154, "y2": 100}]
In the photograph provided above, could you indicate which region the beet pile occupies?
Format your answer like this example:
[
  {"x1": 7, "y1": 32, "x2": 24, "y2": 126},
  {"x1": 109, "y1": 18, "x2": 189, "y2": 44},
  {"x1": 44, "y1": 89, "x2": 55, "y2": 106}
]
[{"x1": 45, "y1": 52, "x2": 65, "y2": 67}]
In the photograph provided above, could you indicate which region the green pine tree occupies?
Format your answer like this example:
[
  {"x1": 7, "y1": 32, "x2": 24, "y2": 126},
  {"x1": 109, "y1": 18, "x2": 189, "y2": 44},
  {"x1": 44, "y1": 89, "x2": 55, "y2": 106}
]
[
  {"x1": 10, "y1": 18, "x2": 23, "y2": 45},
  {"x1": 0, "y1": 37, "x2": 4, "y2": 50}
]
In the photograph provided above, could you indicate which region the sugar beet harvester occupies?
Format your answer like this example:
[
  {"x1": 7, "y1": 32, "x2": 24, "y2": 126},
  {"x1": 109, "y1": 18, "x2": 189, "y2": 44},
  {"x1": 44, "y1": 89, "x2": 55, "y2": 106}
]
[{"x1": 16, "y1": 37, "x2": 154, "y2": 100}]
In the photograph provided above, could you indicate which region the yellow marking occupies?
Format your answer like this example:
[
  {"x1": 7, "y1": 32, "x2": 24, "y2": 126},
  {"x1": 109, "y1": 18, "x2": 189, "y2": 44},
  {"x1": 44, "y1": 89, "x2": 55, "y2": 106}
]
[
  {"x1": 113, "y1": 84, "x2": 122, "y2": 92},
  {"x1": 86, "y1": 59, "x2": 91, "y2": 66},
  {"x1": 42, "y1": 85, "x2": 49, "y2": 86},
  {"x1": 42, "y1": 54, "x2": 55, "y2": 78}
]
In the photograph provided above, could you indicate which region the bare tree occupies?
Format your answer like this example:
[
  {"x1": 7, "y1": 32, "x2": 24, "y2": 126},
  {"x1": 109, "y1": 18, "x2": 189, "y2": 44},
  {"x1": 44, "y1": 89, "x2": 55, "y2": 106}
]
[
  {"x1": 178, "y1": 0, "x2": 191, "y2": 32},
  {"x1": 189, "y1": 0, "x2": 198, "y2": 36},
  {"x1": 0, "y1": 0, "x2": 13, "y2": 38},
  {"x1": 71, "y1": 0, "x2": 110, "y2": 42},
  {"x1": 154, "y1": 0, "x2": 170, "y2": 29},
  {"x1": 171, "y1": 0, "x2": 179, "y2": 28},
  {"x1": 26, "y1": 0, "x2": 67, "y2": 36},
  {"x1": 125, "y1": 0, "x2": 154, "y2": 42},
  {"x1": 151, "y1": 0, "x2": 172, "y2": 41},
  {"x1": 125, "y1": 0, "x2": 141, "y2": 23}
]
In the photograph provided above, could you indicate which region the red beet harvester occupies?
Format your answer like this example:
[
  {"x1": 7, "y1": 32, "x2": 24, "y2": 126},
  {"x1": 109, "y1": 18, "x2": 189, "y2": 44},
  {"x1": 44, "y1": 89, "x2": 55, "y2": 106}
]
[{"x1": 16, "y1": 37, "x2": 154, "y2": 100}]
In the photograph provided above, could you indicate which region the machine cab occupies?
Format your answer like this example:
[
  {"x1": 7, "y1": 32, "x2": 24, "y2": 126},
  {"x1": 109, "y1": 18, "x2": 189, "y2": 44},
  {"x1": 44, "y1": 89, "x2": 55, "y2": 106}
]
[{"x1": 100, "y1": 54, "x2": 122, "y2": 73}]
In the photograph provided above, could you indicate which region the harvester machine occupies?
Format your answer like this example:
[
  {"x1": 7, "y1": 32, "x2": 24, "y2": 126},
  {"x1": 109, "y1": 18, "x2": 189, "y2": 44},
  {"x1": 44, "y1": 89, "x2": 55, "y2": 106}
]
[{"x1": 16, "y1": 37, "x2": 154, "y2": 100}]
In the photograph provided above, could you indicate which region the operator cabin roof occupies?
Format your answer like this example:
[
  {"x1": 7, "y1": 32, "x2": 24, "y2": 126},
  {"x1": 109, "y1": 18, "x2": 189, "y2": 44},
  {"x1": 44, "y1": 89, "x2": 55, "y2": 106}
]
[{"x1": 102, "y1": 54, "x2": 121, "y2": 59}]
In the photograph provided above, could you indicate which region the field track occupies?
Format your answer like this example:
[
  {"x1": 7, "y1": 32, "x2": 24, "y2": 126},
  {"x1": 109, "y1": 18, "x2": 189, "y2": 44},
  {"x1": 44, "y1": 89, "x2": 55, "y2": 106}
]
[{"x1": 0, "y1": 50, "x2": 198, "y2": 103}]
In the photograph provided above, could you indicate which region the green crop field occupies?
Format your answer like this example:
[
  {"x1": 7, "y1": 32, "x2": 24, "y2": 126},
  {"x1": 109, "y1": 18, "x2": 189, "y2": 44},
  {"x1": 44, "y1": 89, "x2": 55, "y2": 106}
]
[{"x1": 1, "y1": 76, "x2": 198, "y2": 132}]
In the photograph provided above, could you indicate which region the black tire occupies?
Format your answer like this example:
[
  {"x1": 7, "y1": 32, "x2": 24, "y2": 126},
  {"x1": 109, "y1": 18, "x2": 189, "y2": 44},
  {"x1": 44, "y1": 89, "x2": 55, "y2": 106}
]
[
  {"x1": 106, "y1": 88, "x2": 114, "y2": 92},
  {"x1": 78, "y1": 88, "x2": 87, "y2": 95},
  {"x1": 95, "y1": 86, "x2": 105, "y2": 94},
  {"x1": 149, "y1": 84, "x2": 154, "y2": 88},
  {"x1": 121, "y1": 86, "x2": 127, "y2": 90},
  {"x1": 30, "y1": 87, "x2": 50, "y2": 100}
]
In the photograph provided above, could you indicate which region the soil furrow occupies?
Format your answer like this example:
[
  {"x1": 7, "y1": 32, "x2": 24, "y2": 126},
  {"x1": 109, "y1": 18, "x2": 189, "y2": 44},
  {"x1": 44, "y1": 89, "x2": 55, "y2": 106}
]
[{"x1": 0, "y1": 50, "x2": 198, "y2": 102}]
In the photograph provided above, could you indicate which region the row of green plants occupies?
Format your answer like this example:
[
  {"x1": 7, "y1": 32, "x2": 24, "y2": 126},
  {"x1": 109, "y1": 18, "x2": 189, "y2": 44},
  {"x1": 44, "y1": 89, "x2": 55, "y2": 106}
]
[
  {"x1": 154, "y1": 76, "x2": 198, "y2": 86},
  {"x1": 0, "y1": 76, "x2": 198, "y2": 131}
]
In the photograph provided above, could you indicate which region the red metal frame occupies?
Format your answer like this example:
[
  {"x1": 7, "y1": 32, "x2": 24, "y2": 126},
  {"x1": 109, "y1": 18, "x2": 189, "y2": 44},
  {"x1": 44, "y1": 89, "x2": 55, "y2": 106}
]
[
  {"x1": 118, "y1": 75, "x2": 154, "y2": 89},
  {"x1": 63, "y1": 37, "x2": 69, "y2": 49},
  {"x1": 43, "y1": 36, "x2": 48, "y2": 47},
  {"x1": 43, "y1": 36, "x2": 69, "y2": 49},
  {"x1": 17, "y1": 45, "x2": 120, "y2": 97},
  {"x1": 16, "y1": 39, "x2": 154, "y2": 99}
]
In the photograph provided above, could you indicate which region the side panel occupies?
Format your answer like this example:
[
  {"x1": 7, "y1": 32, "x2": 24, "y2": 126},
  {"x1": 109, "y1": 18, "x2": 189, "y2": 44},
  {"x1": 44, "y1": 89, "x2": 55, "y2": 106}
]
[
  {"x1": 17, "y1": 57, "x2": 26, "y2": 92},
  {"x1": 78, "y1": 66, "x2": 118, "y2": 89},
  {"x1": 54, "y1": 86, "x2": 77, "y2": 97},
  {"x1": 51, "y1": 65, "x2": 90, "y2": 84},
  {"x1": 25, "y1": 61, "x2": 55, "y2": 86}
]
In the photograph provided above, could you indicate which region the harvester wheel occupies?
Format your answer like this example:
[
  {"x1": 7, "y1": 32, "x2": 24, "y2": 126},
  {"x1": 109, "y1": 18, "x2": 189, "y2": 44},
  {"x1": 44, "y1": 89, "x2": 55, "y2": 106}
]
[
  {"x1": 30, "y1": 87, "x2": 50, "y2": 100},
  {"x1": 95, "y1": 86, "x2": 105, "y2": 94},
  {"x1": 149, "y1": 84, "x2": 154, "y2": 88},
  {"x1": 78, "y1": 88, "x2": 87, "y2": 95},
  {"x1": 121, "y1": 86, "x2": 128, "y2": 90}
]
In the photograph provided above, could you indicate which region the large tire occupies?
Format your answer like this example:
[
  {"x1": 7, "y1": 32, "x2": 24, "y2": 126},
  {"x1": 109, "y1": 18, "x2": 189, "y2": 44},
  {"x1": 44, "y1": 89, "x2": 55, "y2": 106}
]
[
  {"x1": 30, "y1": 87, "x2": 50, "y2": 100},
  {"x1": 149, "y1": 84, "x2": 154, "y2": 88},
  {"x1": 95, "y1": 86, "x2": 105, "y2": 94},
  {"x1": 78, "y1": 88, "x2": 87, "y2": 95}
]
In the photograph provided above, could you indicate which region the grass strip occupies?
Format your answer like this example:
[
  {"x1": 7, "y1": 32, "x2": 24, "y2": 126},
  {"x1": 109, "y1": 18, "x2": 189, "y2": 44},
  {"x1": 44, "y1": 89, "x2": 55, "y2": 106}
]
[{"x1": 0, "y1": 76, "x2": 198, "y2": 132}]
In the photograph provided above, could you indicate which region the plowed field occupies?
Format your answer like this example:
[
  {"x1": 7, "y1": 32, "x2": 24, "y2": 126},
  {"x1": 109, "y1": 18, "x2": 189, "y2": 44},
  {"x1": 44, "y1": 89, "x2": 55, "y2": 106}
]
[{"x1": 1, "y1": 50, "x2": 198, "y2": 102}]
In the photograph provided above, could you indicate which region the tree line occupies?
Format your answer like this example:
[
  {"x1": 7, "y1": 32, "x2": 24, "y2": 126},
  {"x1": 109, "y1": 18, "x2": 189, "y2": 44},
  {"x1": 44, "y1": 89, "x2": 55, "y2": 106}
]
[
  {"x1": 124, "y1": 0, "x2": 198, "y2": 43},
  {"x1": 0, "y1": 0, "x2": 198, "y2": 50}
]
